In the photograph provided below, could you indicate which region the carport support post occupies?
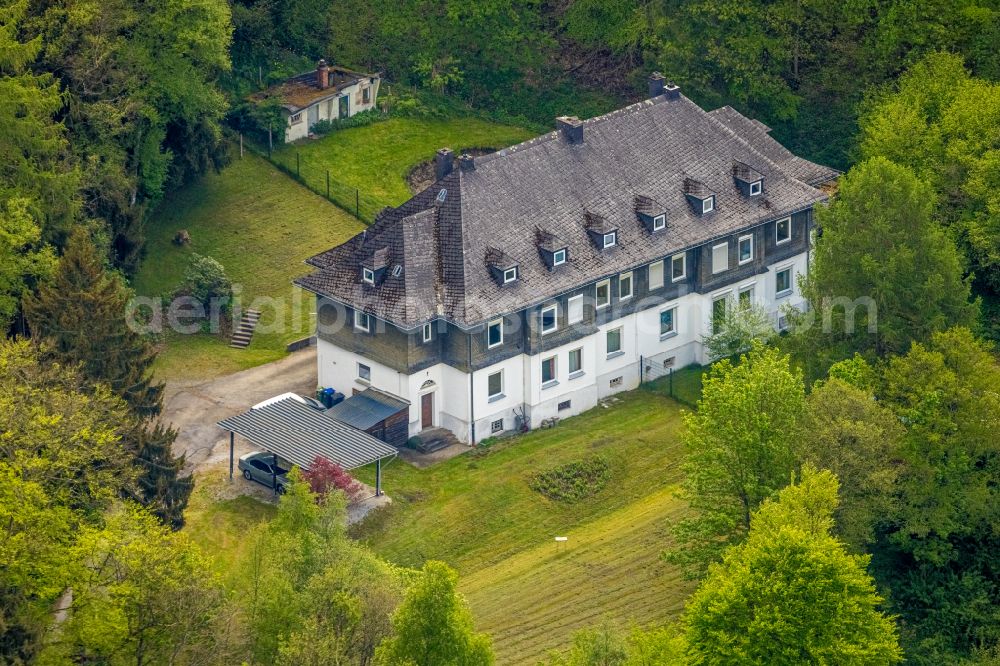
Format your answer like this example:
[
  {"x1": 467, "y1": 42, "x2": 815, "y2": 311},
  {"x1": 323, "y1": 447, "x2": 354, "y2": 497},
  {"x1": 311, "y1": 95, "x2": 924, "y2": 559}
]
[
  {"x1": 376, "y1": 459, "x2": 382, "y2": 497},
  {"x1": 272, "y1": 452, "x2": 278, "y2": 495},
  {"x1": 229, "y1": 431, "x2": 234, "y2": 480}
]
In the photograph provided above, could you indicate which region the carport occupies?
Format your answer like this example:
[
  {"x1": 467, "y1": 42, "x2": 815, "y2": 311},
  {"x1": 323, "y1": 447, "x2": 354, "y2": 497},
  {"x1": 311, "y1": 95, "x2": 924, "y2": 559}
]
[{"x1": 218, "y1": 393, "x2": 397, "y2": 495}]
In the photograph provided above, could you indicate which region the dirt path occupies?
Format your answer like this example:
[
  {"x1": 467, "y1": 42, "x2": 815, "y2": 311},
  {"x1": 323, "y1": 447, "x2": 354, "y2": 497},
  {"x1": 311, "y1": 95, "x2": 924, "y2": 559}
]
[{"x1": 162, "y1": 347, "x2": 317, "y2": 474}]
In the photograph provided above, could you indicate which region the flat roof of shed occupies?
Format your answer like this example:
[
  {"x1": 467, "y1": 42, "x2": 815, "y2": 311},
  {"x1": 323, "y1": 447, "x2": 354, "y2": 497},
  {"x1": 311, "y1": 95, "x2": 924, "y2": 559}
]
[
  {"x1": 218, "y1": 394, "x2": 397, "y2": 471},
  {"x1": 325, "y1": 388, "x2": 409, "y2": 431}
]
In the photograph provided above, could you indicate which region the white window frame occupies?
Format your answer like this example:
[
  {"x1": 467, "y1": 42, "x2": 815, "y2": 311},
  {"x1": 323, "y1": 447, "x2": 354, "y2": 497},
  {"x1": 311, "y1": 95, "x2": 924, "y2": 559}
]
[
  {"x1": 568, "y1": 347, "x2": 583, "y2": 377},
  {"x1": 776, "y1": 266, "x2": 794, "y2": 298},
  {"x1": 749, "y1": 180, "x2": 762, "y2": 196},
  {"x1": 738, "y1": 284, "x2": 755, "y2": 309},
  {"x1": 618, "y1": 272, "x2": 633, "y2": 301},
  {"x1": 712, "y1": 242, "x2": 729, "y2": 275},
  {"x1": 671, "y1": 253, "x2": 686, "y2": 282},
  {"x1": 712, "y1": 293, "x2": 730, "y2": 334},
  {"x1": 595, "y1": 279, "x2": 611, "y2": 309},
  {"x1": 487, "y1": 370, "x2": 503, "y2": 400},
  {"x1": 738, "y1": 234, "x2": 754, "y2": 265},
  {"x1": 659, "y1": 305, "x2": 677, "y2": 338},
  {"x1": 503, "y1": 267, "x2": 518, "y2": 284},
  {"x1": 540, "y1": 304, "x2": 559, "y2": 335},
  {"x1": 357, "y1": 362, "x2": 371, "y2": 382},
  {"x1": 354, "y1": 310, "x2": 371, "y2": 332},
  {"x1": 652, "y1": 214, "x2": 666, "y2": 231},
  {"x1": 567, "y1": 294, "x2": 584, "y2": 324},
  {"x1": 702, "y1": 197, "x2": 714, "y2": 214},
  {"x1": 775, "y1": 217, "x2": 792, "y2": 245},
  {"x1": 607, "y1": 326, "x2": 623, "y2": 356},
  {"x1": 422, "y1": 322, "x2": 432, "y2": 343},
  {"x1": 602, "y1": 231, "x2": 617, "y2": 249},
  {"x1": 553, "y1": 248, "x2": 567, "y2": 266},
  {"x1": 491, "y1": 418, "x2": 504, "y2": 434},
  {"x1": 541, "y1": 355, "x2": 558, "y2": 386},
  {"x1": 362, "y1": 267, "x2": 375, "y2": 284},
  {"x1": 487, "y1": 318, "x2": 503, "y2": 349},
  {"x1": 648, "y1": 260, "x2": 664, "y2": 290}
]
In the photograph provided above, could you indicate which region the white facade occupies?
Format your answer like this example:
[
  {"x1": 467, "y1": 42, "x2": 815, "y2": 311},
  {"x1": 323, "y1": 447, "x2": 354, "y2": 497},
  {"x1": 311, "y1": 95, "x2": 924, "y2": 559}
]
[
  {"x1": 284, "y1": 78, "x2": 381, "y2": 143},
  {"x1": 316, "y1": 249, "x2": 809, "y2": 445}
]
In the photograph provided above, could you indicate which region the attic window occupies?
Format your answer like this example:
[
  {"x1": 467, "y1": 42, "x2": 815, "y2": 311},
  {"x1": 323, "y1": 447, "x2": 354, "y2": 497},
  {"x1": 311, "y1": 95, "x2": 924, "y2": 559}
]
[
  {"x1": 503, "y1": 267, "x2": 518, "y2": 284},
  {"x1": 290, "y1": 113, "x2": 303, "y2": 125},
  {"x1": 702, "y1": 197, "x2": 715, "y2": 214},
  {"x1": 362, "y1": 268, "x2": 375, "y2": 284},
  {"x1": 749, "y1": 181, "x2": 762, "y2": 196},
  {"x1": 553, "y1": 249, "x2": 567, "y2": 266},
  {"x1": 603, "y1": 232, "x2": 617, "y2": 248},
  {"x1": 653, "y1": 214, "x2": 666, "y2": 231}
]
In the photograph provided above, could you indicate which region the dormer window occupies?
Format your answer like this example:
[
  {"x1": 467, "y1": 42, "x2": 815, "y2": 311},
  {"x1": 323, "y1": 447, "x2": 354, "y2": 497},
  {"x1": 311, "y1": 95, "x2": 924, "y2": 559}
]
[
  {"x1": 536, "y1": 228, "x2": 568, "y2": 270},
  {"x1": 749, "y1": 180, "x2": 762, "y2": 196},
  {"x1": 585, "y1": 211, "x2": 618, "y2": 250},
  {"x1": 362, "y1": 267, "x2": 375, "y2": 284},
  {"x1": 503, "y1": 267, "x2": 518, "y2": 284},
  {"x1": 733, "y1": 161, "x2": 764, "y2": 197},
  {"x1": 486, "y1": 247, "x2": 519, "y2": 286},
  {"x1": 603, "y1": 231, "x2": 617, "y2": 248},
  {"x1": 553, "y1": 248, "x2": 567, "y2": 266},
  {"x1": 361, "y1": 246, "x2": 390, "y2": 285},
  {"x1": 702, "y1": 197, "x2": 715, "y2": 214},
  {"x1": 634, "y1": 195, "x2": 668, "y2": 233},
  {"x1": 653, "y1": 214, "x2": 666, "y2": 231},
  {"x1": 684, "y1": 179, "x2": 717, "y2": 217}
]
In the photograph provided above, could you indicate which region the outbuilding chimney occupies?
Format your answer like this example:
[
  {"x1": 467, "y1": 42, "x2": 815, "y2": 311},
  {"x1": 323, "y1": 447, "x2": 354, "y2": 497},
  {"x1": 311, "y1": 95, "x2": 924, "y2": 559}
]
[
  {"x1": 317, "y1": 59, "x2": 330, "y2": 90},
  {"x1": 459, "y1": 153, "x2": 476, "y2": 172},
  {"x1": 435, "y1": 148, "x2": 454, "y2": 179},
  {"x1": 556, "y1": 116, "x2": 584, "y2": 144},
  {"x1": 648, "y1": 72, "x2": 666, "y2": 98},
  {"x1": 664, "y1": 81, "x2": 681, "y2": 101}
]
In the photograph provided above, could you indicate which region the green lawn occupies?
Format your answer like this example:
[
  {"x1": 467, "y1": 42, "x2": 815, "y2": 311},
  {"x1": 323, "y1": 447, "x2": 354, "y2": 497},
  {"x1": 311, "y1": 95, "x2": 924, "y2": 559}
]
[
  {"x1": 271, "y1": 117, "x2": 534, "y2": 220},
  {"x1": 350, "y1": 390, "x2": 692, "y2": 663},
  {"x1": 133, "y1": 151, "x2": 364, "y2": 381}
]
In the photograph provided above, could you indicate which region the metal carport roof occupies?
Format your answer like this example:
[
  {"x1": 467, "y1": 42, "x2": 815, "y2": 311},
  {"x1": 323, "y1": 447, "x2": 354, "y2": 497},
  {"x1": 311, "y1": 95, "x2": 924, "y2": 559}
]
[
  {"x1": 218, "y1": 394, "x2": 397, "y2": 471},
  {"x1": 325, "y1": 387, "x2": 409, "y2": 431}
]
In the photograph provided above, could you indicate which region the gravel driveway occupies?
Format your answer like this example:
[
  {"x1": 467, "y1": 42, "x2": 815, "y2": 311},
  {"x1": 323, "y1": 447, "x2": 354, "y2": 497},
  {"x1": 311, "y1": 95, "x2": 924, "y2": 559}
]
[{"x1": 163, "y1": 347, "x2": 318, "y2": 474}]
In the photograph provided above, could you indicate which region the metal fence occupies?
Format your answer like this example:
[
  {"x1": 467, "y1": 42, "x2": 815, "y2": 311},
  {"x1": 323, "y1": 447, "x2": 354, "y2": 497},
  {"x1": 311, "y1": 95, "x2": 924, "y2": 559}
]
[{"x1": 640, "y1": 350, "x2": 705, "y2": 408}]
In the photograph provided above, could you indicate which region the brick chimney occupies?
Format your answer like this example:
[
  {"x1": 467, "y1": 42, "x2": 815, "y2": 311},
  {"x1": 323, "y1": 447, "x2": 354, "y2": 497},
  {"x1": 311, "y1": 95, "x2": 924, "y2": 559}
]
[
  {"x1": 317, "y1": 59, "x2": 330, "y2": 90},
  {"x1": 648, "y1": 72, "x2": 666, "y2": 98},
  {"x1": 556, "y1": 116, "x2": 584, "y2": 144},
  {"x1": 435, "y1": 148, "x2": 454, "y2": 179}
]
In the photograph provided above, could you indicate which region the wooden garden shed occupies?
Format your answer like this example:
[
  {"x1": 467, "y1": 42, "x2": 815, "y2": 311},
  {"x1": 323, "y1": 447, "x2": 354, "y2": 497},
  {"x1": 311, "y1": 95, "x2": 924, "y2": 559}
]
[{"x1": 326, "y1": 387, "x2": 410, "y2": 448}]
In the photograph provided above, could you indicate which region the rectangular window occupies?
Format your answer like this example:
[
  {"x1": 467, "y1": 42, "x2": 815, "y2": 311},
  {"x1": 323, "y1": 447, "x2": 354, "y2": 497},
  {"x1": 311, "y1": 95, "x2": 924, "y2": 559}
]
[
  {"x1": 653, "y1": 214, "x2": 666, "y2": 231},
  {"x1": 357, "y1": 363, "x2": 371, "y2": 382},
  {"x1": 619, "y1": 272, "x2": 633, "y2": 300},
  {"x1": 491, "y1": 418, "x2": 504, "y2": 433},
  {"x1": 354, "y1": 310, "x2": 371, "y2": 332},
  {"x1": 603, "y1": 231, "x2": 617, "y2": 248},
  {"x1": 712, "y1": 242, "x2": 729, "y2": 274},
  {"x1": 776, "y1": 267, "x2": 793, "y2": 297},
  {"x1": 487, "y1": 319, "x2": 503, "y2": 348},
  {"x1": 362, "y1": 267, "x2": 375, "y2": 284},
  {"x1": 422, "y1": 322, "x2": 432, "y2": 343},
  {"x1": 596, "y1": 279, "x2": 610, "y2": 309},
  {"x1": 738, "y1": 234, "x2": 753, "y2": 264},
  {"x1": 503, "y1": 267, "x2": 518, "y2": 284},
  {"x1": 487, "y1": 371, "x2": 503, "y2": 399},
  {"x1": 568, "y1": 348, "x2": 582, "y2": 375},
  {"x1": 649, "y1": 261, "x2": 664, "y2": 290},
  {"x1": 362, "y1": 86, "x2": 371, "y2": 104},
  {"x1": 672, "y1": 254, "x2": 686, "y2": 281},
  {"x1": 540, "y1": 304, "x2": 558, "y2": 334},
  {"x1": 712, "y1": 295, "x2": 728, "y2": 334},
  {"x1": 776, "y1": 217, "x2": 791, "y2": 244},
  {"x1": 607, "y1": 327, "x2": 622, "y2": 355},
  {"x1": 541, "y1": 356, "x2": 557, "y2": 385},
  {"x1": 567, "y1": 294, "x2": 584, "y2": 324},
  {"x1": 553, "y1": 248, "x2": 567, "y2": 266},
  {"x1": 290, "y1": 113, "x2": 303, "y2": 125},
  {"x1": 703, "y1": 197, "x2": 714, "y2": 214},
  {"x1": 660, "y1": 307, "x2": 676, "y2": 336},
  {"x1": 738, "y1": 285, "x2": 754, "y2": 309},
  {"x1": 749, "y1": 180, "x2": 762, "y2": 196},
  {"x1": 558, "y1": 400, "x2": 572, "y2": 411}
]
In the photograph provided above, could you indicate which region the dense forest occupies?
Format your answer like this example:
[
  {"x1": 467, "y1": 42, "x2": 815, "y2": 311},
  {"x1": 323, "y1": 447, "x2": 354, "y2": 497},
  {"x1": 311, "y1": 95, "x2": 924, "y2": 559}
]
[{"x1": 3, "y1": 0, "x2": 1000, "y2": 663}]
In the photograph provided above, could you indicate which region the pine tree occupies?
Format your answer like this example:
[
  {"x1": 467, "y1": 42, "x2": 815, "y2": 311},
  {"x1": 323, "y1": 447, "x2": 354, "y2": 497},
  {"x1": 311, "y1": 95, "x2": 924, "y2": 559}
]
[{"x1": 23, "y1": 228, "x2": 193, "y2": 527}]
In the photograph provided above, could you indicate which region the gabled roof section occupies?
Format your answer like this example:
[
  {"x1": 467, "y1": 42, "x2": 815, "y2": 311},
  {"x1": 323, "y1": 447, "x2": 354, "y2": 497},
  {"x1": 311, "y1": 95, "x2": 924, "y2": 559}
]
[
  {"x1": 733, "y1": 160, "x2": 764, "y2": 184},
  {"x1": 536, "y1": 228, "x2": 565, "y2": 253},
  {"x1": 297, "y1": 92, "x2": 834, "y2": 329},
  {"x1": 485, "y1": 247, "x2": 518, "y2": 270}
]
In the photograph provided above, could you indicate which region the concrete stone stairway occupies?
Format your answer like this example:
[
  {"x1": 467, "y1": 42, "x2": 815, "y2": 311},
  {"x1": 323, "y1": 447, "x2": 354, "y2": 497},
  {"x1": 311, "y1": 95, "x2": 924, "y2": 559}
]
[{"x1": 229, "y1": 309, "x2": 261, "y2": 348}]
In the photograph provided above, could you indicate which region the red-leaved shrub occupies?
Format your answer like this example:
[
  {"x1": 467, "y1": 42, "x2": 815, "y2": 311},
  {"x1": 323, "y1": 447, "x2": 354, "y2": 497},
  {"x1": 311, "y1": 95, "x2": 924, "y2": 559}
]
[{"x1": 302, "y1": 455, "x2": 364, "y2": 501}]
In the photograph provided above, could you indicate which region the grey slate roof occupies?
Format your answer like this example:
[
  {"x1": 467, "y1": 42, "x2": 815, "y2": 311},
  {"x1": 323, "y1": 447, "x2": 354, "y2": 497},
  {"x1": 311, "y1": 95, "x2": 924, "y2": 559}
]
[
  {"x1": 296, "y1": 92, "x2": 837, "y2": 330},
  {"x1": 325, "y1": 388, "x2": 409, "y2": 431},
  {"x1": 218, "y1": 396, "x2": 397, "y2": 470}
]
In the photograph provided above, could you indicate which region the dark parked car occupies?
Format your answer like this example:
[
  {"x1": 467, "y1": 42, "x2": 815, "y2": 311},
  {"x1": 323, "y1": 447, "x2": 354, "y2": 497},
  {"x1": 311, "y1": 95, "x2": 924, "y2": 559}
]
[{"x1": 238, "y1": 451, "x2": 290, "y2": 493}]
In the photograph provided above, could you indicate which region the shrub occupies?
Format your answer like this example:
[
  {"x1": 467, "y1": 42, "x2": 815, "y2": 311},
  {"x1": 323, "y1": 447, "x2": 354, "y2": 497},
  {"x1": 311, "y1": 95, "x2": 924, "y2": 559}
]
[
  {"x1": 301, "y1": 455, "x2": 364, "y2": 501},
  {"x1": 174, "y1": 253, "x2": 233, "y2": 313},
  {"x1": 529, "y1": 455, "x2": 611, "y2": 502}
]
